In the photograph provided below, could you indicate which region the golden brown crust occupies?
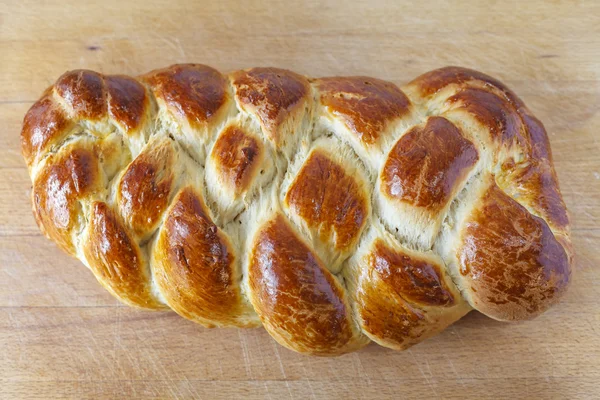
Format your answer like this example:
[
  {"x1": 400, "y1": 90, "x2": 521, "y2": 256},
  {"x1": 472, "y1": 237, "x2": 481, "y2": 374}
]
[
  {"x1": 210, "y1": 126, "x2": 264, "y2": 196},
  {"x1": 316, "y1": 76, "x2": 411, "y2": 146},
  {"x1": 231, "y1": 68, "x2": 310, "y2": 145},
  {"x1": 32, "y1": 143, "x2": 101, "y2": 255},
  {"x1": 409, "y1": 66, "x2": 569, "y2": 231},
  {"x1": 154, "y1": 187, "x2": 256, "y2": 327},
  {"x1": 84, "y1": 202, "x2": 164, "y2": 309},
  {"x1": 499, "y1": 158, "x2": 569, "y2": 231},
  {"x1": 497, "y1": 112, "x2": 570, "y2": 231},
  {"x1": 21, "y1": 64, "x2": 573, "y2": 355},
  {"x1": 381, "y1": 116, "x2": 478, "y2": 210},
  {"x1": 143, "y1": 64, "x2": 229, "y2": 128},
  {"x1": 105, "y1": 75, "x2": 149, "y2": 132},
  {"x1": 457, "y1": 180, "x2": 571, "y2": 320},
  {"x1": 21, "y1": 89, "x2": 75, "y2": 168},
  {"x1": 370, "y1": 239, "x2": 455, "y2": 306},
  {"x1": 55, "y1": 70, "x2": 107, "y2": 120},
  {"x1": 22, "y1": 73, "x2": 148, "y2": 170},
  {"x1": 350, "y1": 238, "x2": 469, "y2": 350},
  {"x1": 357, "y1": 283, "x2": 425, "y2": 348},
  {"x1": 117, "y1": 137, "x2": 176, "y2": 237},
  {"x1": 284, "y1": 149, "x2": 369, "y2": 252},
  {"x1": 249, "y1": 214, "x2": 367, "y2": 355},
  {"x1": 445, "y1": 88, "x2": 528, "y2": 148},
  {"x1": 408, "y1": 66, "x2": 522, "y2": 104}
]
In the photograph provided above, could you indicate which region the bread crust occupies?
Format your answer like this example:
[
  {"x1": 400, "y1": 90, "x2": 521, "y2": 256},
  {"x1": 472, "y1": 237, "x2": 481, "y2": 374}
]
[{"x1": 21, "y1": 65, "x2": 572, "y2": 355}]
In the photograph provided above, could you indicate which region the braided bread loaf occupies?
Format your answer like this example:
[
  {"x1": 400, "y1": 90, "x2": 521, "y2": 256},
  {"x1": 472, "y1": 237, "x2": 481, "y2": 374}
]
[{"x1": 21, "y1": 65, "x2": 572, "y2": 355}]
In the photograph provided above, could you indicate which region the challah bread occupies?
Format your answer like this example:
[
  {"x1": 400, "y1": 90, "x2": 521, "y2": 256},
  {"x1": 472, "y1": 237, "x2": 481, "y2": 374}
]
[{"x1": 21, "y1": 65, "x2": 572, "y2": 355}]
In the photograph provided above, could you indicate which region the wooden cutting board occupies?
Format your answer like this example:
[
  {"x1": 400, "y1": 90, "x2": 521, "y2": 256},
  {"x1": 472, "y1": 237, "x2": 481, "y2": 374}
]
[{"x1": 1, "y1": 1, "x2": 599, "y2": 398}]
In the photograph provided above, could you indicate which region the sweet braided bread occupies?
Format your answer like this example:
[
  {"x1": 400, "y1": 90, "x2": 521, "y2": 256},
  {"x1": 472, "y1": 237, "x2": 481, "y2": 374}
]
[{"x1": 21, "y1": 65, "x2": 572, "y2": 355}]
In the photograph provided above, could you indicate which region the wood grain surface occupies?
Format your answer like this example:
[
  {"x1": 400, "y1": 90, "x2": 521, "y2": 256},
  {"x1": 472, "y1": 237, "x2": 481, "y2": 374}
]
[{"x1": 1, "y1": 1, "x2": 599, "y2": 399}]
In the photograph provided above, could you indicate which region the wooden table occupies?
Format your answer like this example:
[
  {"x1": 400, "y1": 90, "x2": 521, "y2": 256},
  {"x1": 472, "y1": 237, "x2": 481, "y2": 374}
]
[{"x1": 1, "y1": 1, "x2": 599, "y2": 398}]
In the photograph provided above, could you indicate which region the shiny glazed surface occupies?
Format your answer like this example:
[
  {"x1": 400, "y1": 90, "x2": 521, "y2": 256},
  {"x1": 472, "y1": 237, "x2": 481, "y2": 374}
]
[{"x1": 21, "y1": 65, "x2": 572, "y2": 355}]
